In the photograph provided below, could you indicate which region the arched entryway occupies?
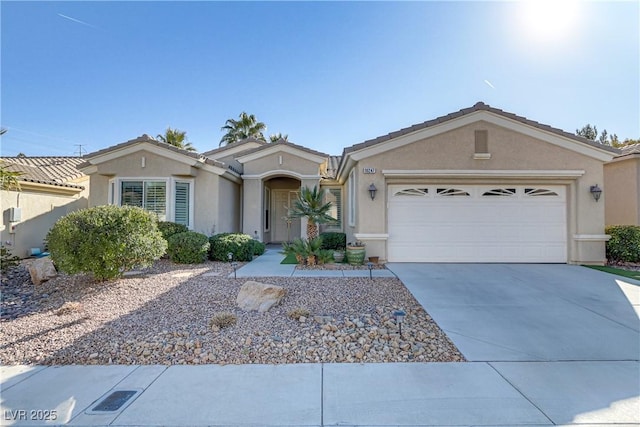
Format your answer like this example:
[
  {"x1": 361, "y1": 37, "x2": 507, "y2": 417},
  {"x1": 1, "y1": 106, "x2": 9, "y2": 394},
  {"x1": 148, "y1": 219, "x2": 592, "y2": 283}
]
[{"x1": 263, "y1": 176, "x2": 301, "y2": 243}]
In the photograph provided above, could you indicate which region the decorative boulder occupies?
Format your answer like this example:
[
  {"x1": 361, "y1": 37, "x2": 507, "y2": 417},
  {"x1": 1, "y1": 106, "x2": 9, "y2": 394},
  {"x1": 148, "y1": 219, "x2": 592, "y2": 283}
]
[
  {"x1": 236, "y1": 281, "x2": 286, "y2": 312},
  {"x1": 28, "y1": 257, "x2": 58, "y2": 285}
]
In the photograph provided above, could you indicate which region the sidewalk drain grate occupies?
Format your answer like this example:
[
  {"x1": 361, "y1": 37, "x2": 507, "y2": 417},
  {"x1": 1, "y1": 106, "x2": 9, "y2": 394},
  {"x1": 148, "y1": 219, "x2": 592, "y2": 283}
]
[{"x1": 92, "y1": 390, "x2": 138, "y2": 412}]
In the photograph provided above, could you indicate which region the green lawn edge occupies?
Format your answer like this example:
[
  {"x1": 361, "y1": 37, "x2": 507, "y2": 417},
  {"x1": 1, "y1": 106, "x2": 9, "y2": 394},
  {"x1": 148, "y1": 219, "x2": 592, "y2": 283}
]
[{"x1": 584, "y1": 265, "x2": 640, "y2": 281}]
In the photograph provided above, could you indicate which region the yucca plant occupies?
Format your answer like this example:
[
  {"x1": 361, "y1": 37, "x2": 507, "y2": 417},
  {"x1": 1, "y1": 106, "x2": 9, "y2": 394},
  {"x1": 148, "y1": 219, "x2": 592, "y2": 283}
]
[{"x1": 289, "y1": 186, "x2": 335, "y2": 240}]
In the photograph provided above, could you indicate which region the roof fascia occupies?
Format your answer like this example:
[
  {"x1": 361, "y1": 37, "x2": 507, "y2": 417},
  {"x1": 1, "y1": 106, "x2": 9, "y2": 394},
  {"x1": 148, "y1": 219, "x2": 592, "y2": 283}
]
[
  {"x1": 204, "y1": 141, "x2": 265, "y2": 159},
  {"x1": 347, "y1": 111, "x2": 616, "y2": 163},
  {"x1": 236, "y1": 144, "x2": 326, "y2": 164},
  {"x1": 14, "y1": 181, "x2": 84, "y2": 195}
]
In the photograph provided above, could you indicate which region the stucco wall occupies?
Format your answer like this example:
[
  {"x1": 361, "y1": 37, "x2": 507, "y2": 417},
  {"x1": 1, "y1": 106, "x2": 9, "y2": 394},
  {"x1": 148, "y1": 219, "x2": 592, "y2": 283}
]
[
  {"x1": 348, "y1": 121, "x2": 609, "y2": 264},
  {"x1": 604, "y1": 156, "x2": 640, "y2": 225},
  {"x1": 0, "y1": 179, "x2": 89, "y2": 258},
  {"x1": 243, "y1": 151, "x2": 321, "y2": 176},
  {"x1": 215, "y1": 177, "x2": 241, "y2": 234}
]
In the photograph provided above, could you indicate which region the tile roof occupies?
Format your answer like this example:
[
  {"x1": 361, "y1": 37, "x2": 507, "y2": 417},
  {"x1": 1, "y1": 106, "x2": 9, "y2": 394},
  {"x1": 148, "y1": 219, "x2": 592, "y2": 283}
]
[
  {"x1": 80, "y1": 134, "x2": 227, "y2": 170},
  {"x1": 201, "y1": 137, "x2": 267, "y2": 158},
  {"x1": 235, "y1": 139, "x2": 330, "y2": 160},
  {"x1": 342, "y1": 101, "x2": 620, "y2": 156},
  {"x1": 619, "y1": 143, "x2": 640, "y2": 156},
  {"x1": 323, "y1": 155, "x2": 342, "y2": 180},
  {"x1": 0, "y1": 157, "x2": 87, "y2": 189}
]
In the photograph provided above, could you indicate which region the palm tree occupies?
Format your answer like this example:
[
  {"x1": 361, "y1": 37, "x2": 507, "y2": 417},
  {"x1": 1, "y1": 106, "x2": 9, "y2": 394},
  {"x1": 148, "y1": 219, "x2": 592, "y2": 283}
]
[
  {"x1": 269, "y1": 133, "x2": 289, "y2": 143},
  {"x1": 156, "y1": 127, "x2": 196, "y2": 152},
  {"x1": 219, "y1": 112, "x2": 266, "y2": 146},
  {"x1": 289, "y1": 186, "x2": 335, "y2": 240},
  {"x1": 0, "y1": 162, "x2": 22, "y2": 191}
]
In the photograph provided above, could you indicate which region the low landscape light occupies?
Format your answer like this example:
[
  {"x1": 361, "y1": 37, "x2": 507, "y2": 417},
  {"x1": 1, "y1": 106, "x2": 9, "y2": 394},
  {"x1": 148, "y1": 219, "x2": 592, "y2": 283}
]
[
  {"x1": 227, "y1": 252, "x2": 233, "y2": 262},
  {"x1": 393, "y1": 309, "x2": 406, "y2": 337},
  {"x1": 231, "y1": 261, "x2": 238, "y2": 279},
  {"x1": 367, "y1": 261, "x2": 373, "y2": 279}
]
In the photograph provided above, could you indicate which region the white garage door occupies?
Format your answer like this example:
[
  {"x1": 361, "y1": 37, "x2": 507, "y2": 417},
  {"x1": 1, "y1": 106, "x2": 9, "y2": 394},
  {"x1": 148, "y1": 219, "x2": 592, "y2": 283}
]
[{"x1": 387, "y1": 185, "x2": 567, "y2": 262}]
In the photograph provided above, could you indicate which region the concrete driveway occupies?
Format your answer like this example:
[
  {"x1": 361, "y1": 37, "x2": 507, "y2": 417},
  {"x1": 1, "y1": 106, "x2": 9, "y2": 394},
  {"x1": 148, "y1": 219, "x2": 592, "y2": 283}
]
[{"x1": 386, "y1": 263, "x2": 640, "y2": 362}]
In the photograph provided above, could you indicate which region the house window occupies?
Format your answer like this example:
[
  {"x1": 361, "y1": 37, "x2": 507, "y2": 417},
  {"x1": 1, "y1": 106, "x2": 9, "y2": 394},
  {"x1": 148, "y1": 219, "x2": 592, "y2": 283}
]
[
  {"x1": 121, "y1": 181, "x2": 167, "y2": 220},
  {"x1": 348, "y1": 169, "x2": 356, "y2": 226},
  {"x1": 112, "y1": 178, "x2": 193, "y2": 227},
  {"x1": 324, "y1": 188, "x2": 342, "y2": 229},
  {"x1": 174, "y1": 182, "x2": 190, "y2": 227}
]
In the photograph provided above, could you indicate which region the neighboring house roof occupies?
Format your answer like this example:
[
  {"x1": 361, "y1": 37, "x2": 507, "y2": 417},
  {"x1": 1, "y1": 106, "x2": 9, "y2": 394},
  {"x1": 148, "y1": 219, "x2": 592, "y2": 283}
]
[
  {"x1": 619, "y1": 143, "x2": 640, "y2": 156},
  {"x1": 79, "y1": 134, "x2": 226, "y2": 169},
  {"x1": 0, "y1": 157, "x2": 86, "y2": 189},
  {"x1": 342, "y1": 101, "x2": 620, "y2": 156}
]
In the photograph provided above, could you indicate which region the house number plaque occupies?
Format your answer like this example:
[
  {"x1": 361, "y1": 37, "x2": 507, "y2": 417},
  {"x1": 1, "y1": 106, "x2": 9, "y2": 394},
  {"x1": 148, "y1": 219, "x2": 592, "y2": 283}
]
[{"x1": 363, "y1": 167, "x2": 376, "y2": 174}]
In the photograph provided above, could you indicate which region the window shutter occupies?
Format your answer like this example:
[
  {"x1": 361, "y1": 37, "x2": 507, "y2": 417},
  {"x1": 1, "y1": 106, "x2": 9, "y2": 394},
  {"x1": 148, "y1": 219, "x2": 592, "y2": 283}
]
[
  {"x1": 121, "y1": 181, "x2": 143, "y2": 207},
  {"x1": 174, "y1": 182, "x2": 190, "y2": 226}
]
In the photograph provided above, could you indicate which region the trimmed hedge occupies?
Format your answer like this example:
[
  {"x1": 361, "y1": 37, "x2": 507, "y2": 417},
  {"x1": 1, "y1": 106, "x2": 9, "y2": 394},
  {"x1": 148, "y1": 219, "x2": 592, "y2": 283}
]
[
  {"x1": 47, "y1": 205, "x2": 167, "y2": 281},
  {"x1": 157, "y1": 221, "x2": 189, "y2": 241},
  {"x1": 606, "y1": 225, "x2": 640, "y2": 263},
  {"x1": 167, "y1": 231, "x2": 210, "y2": 264},
  {"x1": 209, "y1": 233, "x2": 265, "y2": 262},
  {"x1": 319, "y1": 232, "x2": 346, "y2": 250}
]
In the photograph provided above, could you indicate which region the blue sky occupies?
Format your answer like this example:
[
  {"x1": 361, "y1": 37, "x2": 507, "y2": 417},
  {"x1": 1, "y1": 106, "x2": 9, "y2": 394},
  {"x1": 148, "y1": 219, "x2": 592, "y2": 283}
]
[{"x1": 1, "y1": 1, "x2": 638, "y2": 157}]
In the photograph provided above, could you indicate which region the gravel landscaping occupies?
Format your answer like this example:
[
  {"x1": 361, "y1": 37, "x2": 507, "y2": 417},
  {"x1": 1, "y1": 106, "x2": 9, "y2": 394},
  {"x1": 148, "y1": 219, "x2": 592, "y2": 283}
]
[{"x1": 0, "y1": 259, "x2": 464, "y2": 365}]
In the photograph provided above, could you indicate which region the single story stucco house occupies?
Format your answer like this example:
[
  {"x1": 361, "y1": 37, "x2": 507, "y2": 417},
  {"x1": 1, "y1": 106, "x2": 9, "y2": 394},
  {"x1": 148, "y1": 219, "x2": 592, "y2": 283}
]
[
  {"x1": 79, "y1": 102, "x2": 619, "y2": 265},
  {"x1": 604, "y1": 143, "x2": 640, "y2": 226},
  {"x1": 0, "y1": 157, "x2": 89, "y2": 258}
]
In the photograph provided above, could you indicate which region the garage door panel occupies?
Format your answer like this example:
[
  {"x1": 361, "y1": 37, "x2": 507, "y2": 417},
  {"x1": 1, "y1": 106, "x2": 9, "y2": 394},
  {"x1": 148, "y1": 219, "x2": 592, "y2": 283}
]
[{"x1": 387, "y1": 185, "x2": 567, "y2": 263}]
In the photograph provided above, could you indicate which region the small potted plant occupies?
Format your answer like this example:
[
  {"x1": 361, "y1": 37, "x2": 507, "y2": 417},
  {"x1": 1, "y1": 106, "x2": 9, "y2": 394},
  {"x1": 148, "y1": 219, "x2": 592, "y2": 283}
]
[{"x1": 346, "y1": 240, "x2": 366, "y2": 265}]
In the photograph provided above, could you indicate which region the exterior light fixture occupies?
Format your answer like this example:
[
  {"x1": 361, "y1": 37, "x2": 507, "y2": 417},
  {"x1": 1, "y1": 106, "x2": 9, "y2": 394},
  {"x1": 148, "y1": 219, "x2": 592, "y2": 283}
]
[
  {"x1": 393, "y1": 309, "x2": 406, "y2": 337},
  {"x1": 231, "y1": 261, "x2": 238, "y2": 279},
  {"x1": 227, "y1": 252, "x2": 233, "y2": 262},
  {"x1": 590, "y1": 184, "x2": 602, "y2": 202},
  {"x1": 368, "y1": 183, "x2": 377, "y2": 200},
  {"x1": 367, "y1": 261, "x2": 373, "y2": 279}
]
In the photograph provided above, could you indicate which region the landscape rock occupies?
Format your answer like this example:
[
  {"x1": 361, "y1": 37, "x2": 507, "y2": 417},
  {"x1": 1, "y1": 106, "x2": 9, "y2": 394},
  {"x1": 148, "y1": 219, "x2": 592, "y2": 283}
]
[
  {"x1": 28, "y1": 257, "x2": 57, "y2": 285},
  {"x1": 236, "y1": 281, "x2": 286, "y2": 312}
]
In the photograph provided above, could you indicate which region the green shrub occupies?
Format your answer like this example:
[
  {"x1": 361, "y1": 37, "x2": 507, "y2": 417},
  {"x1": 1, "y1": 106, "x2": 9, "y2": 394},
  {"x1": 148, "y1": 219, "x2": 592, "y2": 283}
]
[
  {"x1": 47, "y1": 205, "x2": 167, "y2": 281},
  {"x1": 0, "y1": 244, "x2": 21, "y2": 273},
  {"x1": 250, "y1": 239, "x2": 266, "y2": 257},
  {"x1": 157, "y1": 221, "x2": 189, "y2": 241},
  {"x1": 167, "y1": 231, "x2": 210, "y2": 264},
  {"x1": 606, "y1": 225, "x2": 640, "y2": 262},
  {"x1": 282, "y1": 237, "x2": 328, "y2": 265},
  {"x1": 320, "y1": 232, "x2": 346, "y2": 250},
  {"x1": 209, "y1": 233, "x2": 261, "y2": 262}
]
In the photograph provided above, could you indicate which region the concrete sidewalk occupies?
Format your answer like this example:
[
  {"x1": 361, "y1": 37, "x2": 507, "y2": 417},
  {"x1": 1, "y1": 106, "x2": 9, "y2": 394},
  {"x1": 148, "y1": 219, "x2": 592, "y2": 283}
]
[
  {"x1": 3, "y1": 361, "x2": 639, "y2": 426},
  {"x1": 231, "y1": 247, "x2": 396, "y2": 278},
  {"x1": 2, "y1": 258, "x2": 639, "y2": 426}
]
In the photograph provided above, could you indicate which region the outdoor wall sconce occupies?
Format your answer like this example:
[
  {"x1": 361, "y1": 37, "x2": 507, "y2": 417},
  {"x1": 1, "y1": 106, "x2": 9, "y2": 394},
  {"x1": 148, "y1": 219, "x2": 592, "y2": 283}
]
[
  {"x1": 590, "y1": 184, "x2": 602, "y2": 202},
  {"x1": 368, "y1": 183, "x2": 377, "y2": 200},
  {"x1": 393, "y1": 309, "x2": 406, "y2": 337}
]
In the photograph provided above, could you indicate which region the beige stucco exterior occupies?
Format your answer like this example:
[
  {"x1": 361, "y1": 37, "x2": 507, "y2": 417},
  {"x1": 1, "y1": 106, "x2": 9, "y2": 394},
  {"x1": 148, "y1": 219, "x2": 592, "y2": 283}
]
[
  {"x1": 339, "y1": 115, "x2": 614, "y2": 265},
  {"x1": 82, "y1": 141, "x2": 242, "y2": 236},
  {"x1": 604, "y1": 154, "x2": 640, "y2": 225},
  {"x1": 0, "y1": 178, "x2": 89, "y2": 258},
  {"x1": 80, "y1": 104, "x2": 617, "y2": 265}
]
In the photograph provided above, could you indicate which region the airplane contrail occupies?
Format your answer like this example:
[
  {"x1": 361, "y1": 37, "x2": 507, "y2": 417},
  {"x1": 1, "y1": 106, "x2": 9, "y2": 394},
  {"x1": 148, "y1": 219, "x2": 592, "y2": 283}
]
[
  {"x1": 57, "y1": 13, "x2": 99, "y2": 29},
  {"x1": 484, "y1": 79, "x2": 496, "y2": 89}
]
